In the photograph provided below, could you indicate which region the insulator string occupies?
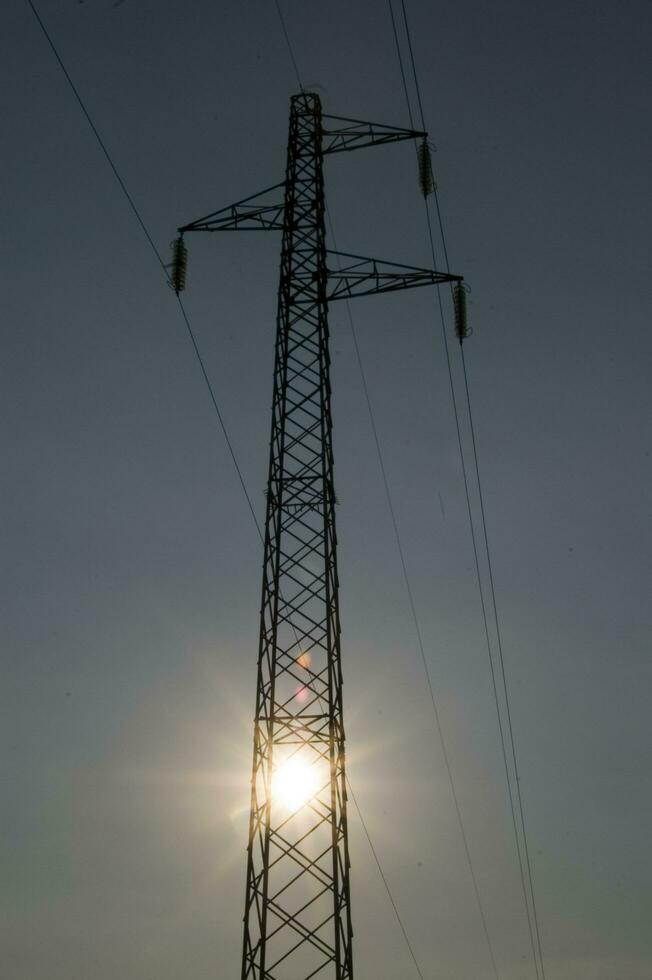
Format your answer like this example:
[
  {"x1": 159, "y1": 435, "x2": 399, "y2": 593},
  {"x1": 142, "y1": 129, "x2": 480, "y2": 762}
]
[
  {"x1": 170, "y1": 235, "x2": 188, "y2": 294},
  {"x1": 417, "y1": 137, "x2": 435, "y2": 197},
  {"x1": 453, "y1": 282, "x2": 470, "y2": 344}
]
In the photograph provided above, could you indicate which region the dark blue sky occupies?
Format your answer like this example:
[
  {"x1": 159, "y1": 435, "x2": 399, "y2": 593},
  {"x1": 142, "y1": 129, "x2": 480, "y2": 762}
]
[{"x1": 3, "y1": 2, "x2": 651, "y2": 979}]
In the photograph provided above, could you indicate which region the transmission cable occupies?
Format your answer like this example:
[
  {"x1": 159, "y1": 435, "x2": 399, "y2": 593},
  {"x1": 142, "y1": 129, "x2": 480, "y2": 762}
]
[
  {"x1": 389, "y1": 2, "x2": 547, "y2": 977},
  {"x1": 397, "y1": 8, "x2": 545, "y2": 977},
  {"x1": 346, "y1": 778, "x2": 425, "y2": 980},
  {"x1": 389, "y1": 3, "x2": 541, "y2": 975},
  {"x1": 23, "y1": 0, "x2": 263, "y2": 543},
  {"x1": 273, "y1": 0, "x2": 303, "y2": 93},
  {"x1": 328, "y1": 214, "x2": 500, "y2": 980},
  {"x1": 461, "y1": 346, "x2": 547, "y2": 978}
]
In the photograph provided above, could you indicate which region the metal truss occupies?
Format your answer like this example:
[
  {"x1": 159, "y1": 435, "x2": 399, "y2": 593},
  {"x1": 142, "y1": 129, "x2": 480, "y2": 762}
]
[
  {"x1": 177, "y1": 91, "x2": 462, "y2": 980},
  {"x1": 324, "y1": 251, "x2": 460, "y2": 301},
  {"x1": 179, "y1": 184, "x2": 286, "y2": 233},
  {"x1": 320, "y1": 114, "x2": 424, "y2": 154}
]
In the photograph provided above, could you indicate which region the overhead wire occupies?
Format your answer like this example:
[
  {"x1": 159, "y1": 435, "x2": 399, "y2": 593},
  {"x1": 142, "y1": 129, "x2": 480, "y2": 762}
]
[
  {"x1": 273, "y1": 0, "x2": 303, "y2": 93},
  {"x1": 176, "y1": 297, "x2": 264, "y2": 540},
  {"x1": 389, "y1": 2, "x2": 548, "y2": 978},
  {"x1": 326, "y1": 217, "x2": 500, "y2": 980},
  {"x1": 346, "y1": 778, "x2": 425, "y2": 980},
  {"x1": 460, "y1": 349, "x2": 547, "y2": 978},
  {"x1": 389, "y1": 1, "x2": 524, "y2": 971},
  {"x1": 390, "y1": 4, "x2": 540, "y2": 975},
  {"x1": 23, "y1": 0, "x2": 264, "y2": 544}
]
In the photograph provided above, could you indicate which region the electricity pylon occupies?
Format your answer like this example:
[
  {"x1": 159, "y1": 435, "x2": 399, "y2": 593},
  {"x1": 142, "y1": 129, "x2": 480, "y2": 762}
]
[{"x1": 175, "y1": 91, "x2": 462, "y2": 980}]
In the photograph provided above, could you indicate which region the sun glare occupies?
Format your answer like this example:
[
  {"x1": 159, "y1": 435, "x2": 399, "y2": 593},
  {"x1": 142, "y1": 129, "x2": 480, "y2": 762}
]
[{"x1": 272, "y1": 757, "x2": 320, "y2": 812}]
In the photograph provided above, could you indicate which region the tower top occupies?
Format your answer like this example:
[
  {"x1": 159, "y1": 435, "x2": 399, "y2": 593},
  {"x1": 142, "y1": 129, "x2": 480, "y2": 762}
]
[{"x1": 290, "y1": 90, "x2": 322, "y2": 112}]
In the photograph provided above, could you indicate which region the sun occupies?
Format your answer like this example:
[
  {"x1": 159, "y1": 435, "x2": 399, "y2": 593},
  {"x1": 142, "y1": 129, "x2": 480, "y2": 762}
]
[{"x1": 272, "y1": 756, "x2": 320, "y2": 812}]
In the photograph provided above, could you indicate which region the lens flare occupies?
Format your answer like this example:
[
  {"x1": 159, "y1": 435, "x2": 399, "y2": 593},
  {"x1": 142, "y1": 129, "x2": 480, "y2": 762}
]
[
  {"x1": 272, "y1": 757, "x2": 319, "y2": 812},
  {"x1": 296, "y1": 651, "x2": 311, "y2": 670}
]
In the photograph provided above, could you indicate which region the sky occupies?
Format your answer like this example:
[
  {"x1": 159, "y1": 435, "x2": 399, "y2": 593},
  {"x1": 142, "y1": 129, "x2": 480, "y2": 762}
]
[{"x1": 2, "y1": 1, "x2": 652, "y2": 978}]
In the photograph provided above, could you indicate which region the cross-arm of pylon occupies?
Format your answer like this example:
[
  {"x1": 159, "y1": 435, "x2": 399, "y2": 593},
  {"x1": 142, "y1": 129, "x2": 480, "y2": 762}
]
[
  {"x1": 178, "y1": 182, "x2": 285, "y2": 233},
  {"x1": 321, "y1": 115, "x2": 425, "y2": 154},
  {"x1": 323, "y1": 251, "x2": 462, "y2": 301}
]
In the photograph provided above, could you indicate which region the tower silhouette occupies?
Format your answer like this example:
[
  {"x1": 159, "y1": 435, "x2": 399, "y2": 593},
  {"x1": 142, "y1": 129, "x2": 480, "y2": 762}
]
[{"x1": 175, "y1": 91, "x2": 461, "y2": 980}]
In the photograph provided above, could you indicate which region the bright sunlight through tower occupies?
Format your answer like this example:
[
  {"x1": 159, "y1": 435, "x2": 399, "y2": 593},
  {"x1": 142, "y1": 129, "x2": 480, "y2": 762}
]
[{"x1": 272, "y1": 755, "x2": 322, "y2": 813}]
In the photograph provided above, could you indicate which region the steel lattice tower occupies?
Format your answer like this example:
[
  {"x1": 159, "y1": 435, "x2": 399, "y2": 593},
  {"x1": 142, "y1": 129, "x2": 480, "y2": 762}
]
[{"x1": 175, "y1": 92, "x2": 461, "y2": 980}]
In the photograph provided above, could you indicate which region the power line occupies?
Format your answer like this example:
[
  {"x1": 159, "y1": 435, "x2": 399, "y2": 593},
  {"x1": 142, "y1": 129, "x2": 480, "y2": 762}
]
[
  {"x1": 24, "y1": 0, "x2": 165, "y2": 274},
  {"x1": 326, "y1": 217, "x2": 500, "y2": 980},
  {"x1": 348, "y1": 293, "x2": 501, "y2": 980},
  {"x1": 390, "y1": 2, "x2": 547, "y2": 977},
  {"x1": 24, "y1": 0, "x2": 264, "y2": 544},
  {"x1": 390, "y1": 5, "x2": 540, "y2": 976},
  {"x1": 346, "y1": 778, "x2": 425, "y2": 980},
  {"x1": 387, "y1": 0, "x2": 415, "y2": 129},
  {"x1": 175, "y1": 296, "x2": 263, "y2": 540},
  {"x1": 273, "y1": 0, "x2": 303, "y2": 92},
  {"x1": 461, "y1": 347, "x2": 547, "y2": 978}
]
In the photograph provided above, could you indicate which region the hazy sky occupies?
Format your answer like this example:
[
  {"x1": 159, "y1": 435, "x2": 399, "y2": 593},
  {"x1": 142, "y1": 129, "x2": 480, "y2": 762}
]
[{"x1": 3, "y1": 2, "x2": 651, "y2": 979}]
